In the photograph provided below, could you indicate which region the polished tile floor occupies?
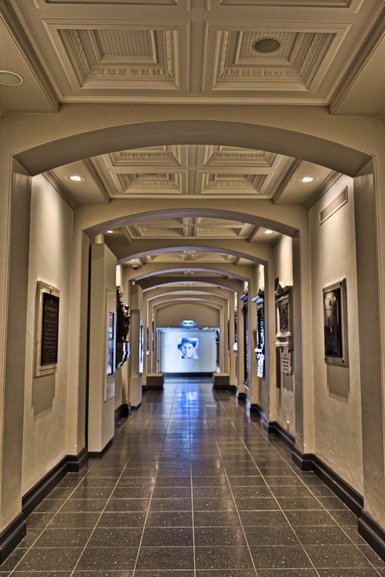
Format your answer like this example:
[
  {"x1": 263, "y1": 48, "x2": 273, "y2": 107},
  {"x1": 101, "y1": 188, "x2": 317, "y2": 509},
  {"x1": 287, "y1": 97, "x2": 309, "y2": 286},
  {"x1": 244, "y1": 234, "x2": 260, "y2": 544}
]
[{"x1": 2, "y1": 378, "x2": 385, "y2": 577}]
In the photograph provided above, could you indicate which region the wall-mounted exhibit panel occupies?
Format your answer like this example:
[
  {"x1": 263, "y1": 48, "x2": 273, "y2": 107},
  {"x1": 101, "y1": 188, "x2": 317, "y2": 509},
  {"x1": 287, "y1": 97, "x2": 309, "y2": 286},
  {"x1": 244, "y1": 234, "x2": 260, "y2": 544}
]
[{"x1": 158, "y1": 328, "x2": 218, "y2": 374}]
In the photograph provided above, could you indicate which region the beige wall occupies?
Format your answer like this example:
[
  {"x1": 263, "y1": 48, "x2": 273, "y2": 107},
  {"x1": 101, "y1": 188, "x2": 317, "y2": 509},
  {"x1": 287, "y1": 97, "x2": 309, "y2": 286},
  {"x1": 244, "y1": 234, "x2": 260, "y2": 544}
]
[
  {"x1": 156, "y1": 303, "x2": 220, "y2": 328},
  {"x1": 273, "y1": 236, "x2": 296, "y2": 435},
  {"x1": 310, "y1": 175, "x2": 363, "y2": 493},
  {"x1": 22, "y1": 175, "x2": 73, "y2": 493}
]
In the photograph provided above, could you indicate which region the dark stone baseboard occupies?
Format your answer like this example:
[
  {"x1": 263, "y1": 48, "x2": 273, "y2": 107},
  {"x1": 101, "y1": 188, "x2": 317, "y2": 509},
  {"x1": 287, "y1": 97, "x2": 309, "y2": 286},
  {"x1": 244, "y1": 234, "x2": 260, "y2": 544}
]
[
  {"x1": 237, "y1": 392, "x2": 247, "y2": 400},
  {"x1": 292, "y1": 448, "x2": 363, "y2": 516},
  {"x1": 0, "y1": 448, "x2": 88, "y2": 564},
  {"x1": 250, "y1": 403, "x2": 270, "y2": 430},
  {"x1": 115, "y1": 403, "x2": 131, "y2": 425},
  {"x1": 228, "y1": 384, "x2": 237, "y2": 393},
  {"x1": 22, "y1": 448, "x2": 88, "y2": 518},
  {"x1": 0, "y1": 513, "x2": 26, "y2": 564},
  {"x1": 268, "y1": 421, "x2": 295, "y2": 450},
  {"x1": 88, "y1": 438, "x2": 113, "y2": 459},
  {"x1": 359, "y1": 511, "x2": 385, "y2": 561}
]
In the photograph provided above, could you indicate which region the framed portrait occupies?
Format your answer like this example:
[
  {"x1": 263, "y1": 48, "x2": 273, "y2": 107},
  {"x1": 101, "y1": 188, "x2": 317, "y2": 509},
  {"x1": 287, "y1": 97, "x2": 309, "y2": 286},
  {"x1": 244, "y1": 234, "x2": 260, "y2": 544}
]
[
  {"x1": 323, "y1": 279, "x2": 348, "y2": 366},
  {"x1": 34, "y1": 281, "x2": 60, "y2": 377},
  {"x1": 275, "y1": 288, "x2": 292, "y2": 344}
]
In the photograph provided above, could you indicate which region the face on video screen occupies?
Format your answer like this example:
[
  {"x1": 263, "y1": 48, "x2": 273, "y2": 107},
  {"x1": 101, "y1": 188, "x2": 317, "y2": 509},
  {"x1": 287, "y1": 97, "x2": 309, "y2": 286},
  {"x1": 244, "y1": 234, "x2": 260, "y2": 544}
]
[{"x1": 177, "y1": 337, "x2": 199, "y2": 359}]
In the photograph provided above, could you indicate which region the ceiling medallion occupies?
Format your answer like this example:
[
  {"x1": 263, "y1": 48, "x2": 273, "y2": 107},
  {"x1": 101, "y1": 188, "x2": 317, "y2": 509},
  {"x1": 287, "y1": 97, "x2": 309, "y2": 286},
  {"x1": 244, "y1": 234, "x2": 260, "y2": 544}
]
[
  {"x1": 0, "y1": 70, "x2": 23, "y2": 86},
  {"x1": 253, "y1": 38, "x2": 281, "y2": 54}
]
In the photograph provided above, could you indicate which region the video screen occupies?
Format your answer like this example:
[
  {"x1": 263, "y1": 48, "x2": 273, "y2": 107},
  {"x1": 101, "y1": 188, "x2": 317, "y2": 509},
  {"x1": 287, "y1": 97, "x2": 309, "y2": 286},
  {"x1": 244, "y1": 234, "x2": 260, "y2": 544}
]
[{"x1": 177, "y1": 337, "x2": 199, "y2": 360}]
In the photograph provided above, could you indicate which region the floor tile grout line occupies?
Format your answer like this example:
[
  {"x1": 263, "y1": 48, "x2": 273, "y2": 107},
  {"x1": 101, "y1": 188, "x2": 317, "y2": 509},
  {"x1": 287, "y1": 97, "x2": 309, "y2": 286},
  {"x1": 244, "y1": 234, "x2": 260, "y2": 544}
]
[
  {"x1": 215, "y1": 441, "x2": 259, "y2": 577},
  {"x1": 6, "y1": 450, "x2": 105, "y2": 576},
  {"x1": 214, "y1": 391, "x2": 323, "y2": 576},
  {"x1": 229, "y1": 398, "x2": 385, "y2": 574},
  {"x1": 132, "y1": 380, "x2": 181, "y2": 577},
  {"x1": 66, "y1": 414, "x2": 152, "y2": 577}
]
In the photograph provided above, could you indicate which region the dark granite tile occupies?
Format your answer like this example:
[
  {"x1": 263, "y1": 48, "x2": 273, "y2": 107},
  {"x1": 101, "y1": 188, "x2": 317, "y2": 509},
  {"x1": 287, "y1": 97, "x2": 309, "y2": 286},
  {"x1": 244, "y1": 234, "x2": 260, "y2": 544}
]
[
  {"x1": 135, "y1": 572, "x2": 194, "y2": 577},
  {"x1": 72, "y1": 571, "x2": 132, "y2": 577},
  {"x1": 193, "y1": 497, "x2": 235, "y2": 511},
  {"x1": 233, "y1": 485, "x2": 273, "y2": 497},
  {"x1": 285, "y1": 510, "x2": 337, "y2": 526},
  {"x1": 193, "y1": 486, "x2": 232, "y2": 498},
  {"x1": 141, "y1": 527, "x2": 193, "y2": 546},
  {"x1": 149, "y1": 498, "x2": 192, "y2": 511},
  {"x1": 60, "y1": 498, "x2": 107, "y2": 512},
  {"x1": 34, "y1": 527, "x2": 93, "y2": 547},
  {"x1": 151, "y1": 486, "x2": 191, "y2": 498},
  {"x1": 264, "y1": 476, "x2": 304, "y2": 486},
  {"x1": 146, "y1": 511, "x2": 193, "y2": 527},
  {"x1": 194, "y1": 511, "x2": 241, "y2": 526},
  {"x1": 357, "y1": 545, "x2": 385, "y2": 567},
  {"x1": 153, "y1": 476, "x2": 191, "y2": 487},
  {"x1": 0, "y1": 548, "x2": 28, "y2": 572},
  {"x1": 317, "y1": 571, "x2": 384, "y2": 577},
  {"x1": 192, "y1": 477, "x2": 229, "y2": 487},
  {"x1": 249, "y1": 545, "x2": 313, "y2": 569},
  {"x1": 304, "y1": 544, "x2": 372, "y2": 568},
  {"x1": 234, "y1": 497, "x2": 279, "y2": 510},
  {"x1": 26, "y1": 512, "x2": 55, "y2": 529},
  {"x1": 135, "y1": 546, "x2": 194, "y2": 570},
  {"x1": 97, "y1": 512, "x2": 146, "y2": 527},
  {"x1": 76, "y1": 546, "x2": 138, "y2": 570},
  {"x1": 105, "y1": 498, "x2": 150, "y2": 512},
  {"x1": 195, "y1": 546, "x2": 253, "y2": 570},
  {"x1": 238, "y1": 510, "x2": 290, "y2": 526},
  {"x1": 15, "y1": 548, "x2": 82, "y2": 572},
  {"x1": 244, "y1": 525, "x2": 299, "y2": 546},
  {"x1": 88, "y1": 527, "x2": 142, "y2": 547},
  {"x1": 269, "y1": 485, "x2": 313, "y2": 497},
  {"x1": 12, "y1": 573, "x2": 73, "y2": 577},
  {"x1": 317, "y1": 496, "x2": 350, "y2": 510},
  {"x1": 294, "y1": 525, "x2": 351, "y2": 545},
  {"x1": 49, "y1": 512, "x2": 100, "y2": 528},
  {"x1": 275, "y1": 496, "x2": 324, "y2": 510},
  {"x1": 71, "y1": 486, "x2": 114, "y2": 499},
  {"x1": 257, "y1": 571, "x2": 318, "y2": 577},
  {"x1": 195, "y1": 569, "x2": 256, "y2": 577},
  {"x1": 194, "y1": 526, "x2": 247, "y2": 547},
  {"x1": 227, "y1": 476, "x2": 266, "y2": 486},
  {"x1": 34, "y1": 499, "x2": 65, "y2": 513},
  {"x1": 329, "y1": 509, "x2": 359, "y2": 526}
]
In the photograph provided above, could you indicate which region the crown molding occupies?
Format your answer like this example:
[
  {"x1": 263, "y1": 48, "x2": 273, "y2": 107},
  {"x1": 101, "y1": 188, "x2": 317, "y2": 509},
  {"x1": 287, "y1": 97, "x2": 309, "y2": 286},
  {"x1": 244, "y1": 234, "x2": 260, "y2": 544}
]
[{"x1": 0, "y1": 4, "x2": 59, "y2": 111}]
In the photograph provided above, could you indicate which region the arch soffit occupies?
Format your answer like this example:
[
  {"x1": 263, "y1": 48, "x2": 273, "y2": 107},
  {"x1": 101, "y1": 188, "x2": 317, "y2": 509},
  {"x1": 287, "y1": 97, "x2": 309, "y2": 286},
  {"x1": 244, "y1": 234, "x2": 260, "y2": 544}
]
[
  {"x1": 145, "y1": 286, "x2": 234, "y2": 301},
  {"x1": 119, "y1": 243, "x2": 269, "y2": 266},
  {"x1": 152, "y1": 298, "x2": 224, "y2": 312},
  {"x1": 149, "y1": 292, "x2": 230, "y2": 307},
  {"x1": 139, "y1": 277, "x2": 241, "y2": 293},
  {"x1": 128, "y1": 264, "x2": 251, "y2": 282},
  {"x1": 16, "y1": 119, "x2": 371, "y2": 177}
]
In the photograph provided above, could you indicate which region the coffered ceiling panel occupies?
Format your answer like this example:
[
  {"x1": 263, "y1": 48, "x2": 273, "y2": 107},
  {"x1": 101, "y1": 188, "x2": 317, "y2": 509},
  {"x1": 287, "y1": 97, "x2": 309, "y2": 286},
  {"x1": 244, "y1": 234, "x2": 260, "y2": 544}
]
[{"x1": 1, "y1": 0, "x2": 384, "y2": 110}]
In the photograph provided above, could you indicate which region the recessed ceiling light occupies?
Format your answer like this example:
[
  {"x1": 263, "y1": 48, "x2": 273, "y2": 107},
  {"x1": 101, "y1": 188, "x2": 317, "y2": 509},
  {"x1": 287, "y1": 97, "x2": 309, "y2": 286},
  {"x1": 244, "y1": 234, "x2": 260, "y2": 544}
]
[
  {"x1": 0, "y1": 70, "x2": 23, "y2": 86},
  {"x1": 106, "y1": 230, "x2": 114, "y2": 234},
  {"x1": 253, "y1": 38, "x2": 281, "y2": 54},
  {"x1": 265, "y1": 229, "x2": 273, "y2": 235},
  {"x1": 300, "y1": 176, "x2": 315, "y2": 183},
  {"x1": 68, "y1": 175, "x2": 85, "y2": 182}
]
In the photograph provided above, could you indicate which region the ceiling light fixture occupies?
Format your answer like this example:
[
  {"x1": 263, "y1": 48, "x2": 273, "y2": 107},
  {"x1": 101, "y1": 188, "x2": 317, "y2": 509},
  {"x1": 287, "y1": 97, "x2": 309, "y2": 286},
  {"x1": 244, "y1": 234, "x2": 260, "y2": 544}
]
[
  {"x1": 106, "y1": 230, "x2": 114, "y2": 234},
  {"x1": 300, "y1": 176, "x2": 315, "y2": 183},
  {"x1": 253, "y1": 38, "x2": 281, "y2": 54},
  {"x1": 265, "y1": 229, "x2": 273, "y2": 235},
  {"x1": 0, "y1": 70, "x2": 23, "y2": 86},
  {"x1": 68, "y1": 175, "x2": 85, "y2": 182}
]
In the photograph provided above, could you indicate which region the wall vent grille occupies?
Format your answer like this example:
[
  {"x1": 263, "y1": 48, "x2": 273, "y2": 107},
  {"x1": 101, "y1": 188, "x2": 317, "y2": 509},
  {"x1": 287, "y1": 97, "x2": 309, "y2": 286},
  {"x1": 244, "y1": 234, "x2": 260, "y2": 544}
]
[{"x1": 319, "y1": 186, "x2": 348, "y2": 224}]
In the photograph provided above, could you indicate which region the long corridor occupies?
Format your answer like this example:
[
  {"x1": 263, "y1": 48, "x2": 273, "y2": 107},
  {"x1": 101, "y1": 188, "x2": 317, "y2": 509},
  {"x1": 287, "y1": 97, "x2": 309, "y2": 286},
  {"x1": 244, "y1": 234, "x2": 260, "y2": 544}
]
[{"x1": 2, "y1": 379, "x2": 385, "y2": 576}]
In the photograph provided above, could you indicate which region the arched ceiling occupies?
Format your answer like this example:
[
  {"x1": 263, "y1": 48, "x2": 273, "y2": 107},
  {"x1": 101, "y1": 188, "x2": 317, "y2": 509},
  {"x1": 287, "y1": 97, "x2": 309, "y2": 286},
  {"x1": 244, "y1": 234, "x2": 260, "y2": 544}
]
[{"x1": 2, "y1": 0, "x2": 379, "y2": 295}]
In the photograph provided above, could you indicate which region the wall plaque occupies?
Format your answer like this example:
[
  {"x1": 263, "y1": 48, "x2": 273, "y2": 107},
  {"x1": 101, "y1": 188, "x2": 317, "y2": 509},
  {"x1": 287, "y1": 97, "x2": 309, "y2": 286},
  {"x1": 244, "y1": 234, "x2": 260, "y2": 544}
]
[{"x1": 35, "y1": 281, "x2": 60, "y2": 377}]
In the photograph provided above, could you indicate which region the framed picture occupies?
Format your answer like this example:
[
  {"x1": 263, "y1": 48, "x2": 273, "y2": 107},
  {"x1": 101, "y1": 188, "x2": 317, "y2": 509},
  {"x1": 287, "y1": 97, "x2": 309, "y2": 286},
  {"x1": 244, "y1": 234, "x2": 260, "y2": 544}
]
[
  {"x1": 275, "y1": 288, "x2": 291, "y2": 342},
  {"x1": 35, "y1": 281, "x2": 60, "y2": 377},
  {"x1": 323, "y1": 279, "x2": 348, "y2": 366},
  {"x1": 254, "y1": 292, "x2": 265, "y2": 378},
  {"x1": 105, "y1": 289, "x2": 116, "y2": 401}
]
